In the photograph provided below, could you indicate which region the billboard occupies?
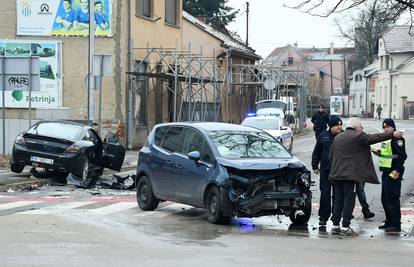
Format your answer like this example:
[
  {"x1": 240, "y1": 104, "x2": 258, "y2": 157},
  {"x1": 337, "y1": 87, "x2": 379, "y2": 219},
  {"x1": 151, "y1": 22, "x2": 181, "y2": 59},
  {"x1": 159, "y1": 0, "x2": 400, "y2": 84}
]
[
  {"x1": 16, "y1": 0, "x2": 112, "y2": 36},
  {"x1": 0, "y1": 40, "x2": 61, "y2": 108}
]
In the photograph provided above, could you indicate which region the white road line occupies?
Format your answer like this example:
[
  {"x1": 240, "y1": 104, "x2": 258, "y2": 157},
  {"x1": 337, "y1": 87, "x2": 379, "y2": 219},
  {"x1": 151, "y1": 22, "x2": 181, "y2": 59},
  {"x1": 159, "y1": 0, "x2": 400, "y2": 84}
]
[
  {"x1": 88, "y1": 202, "x2": 138, "y2": 216},
  {"x1": 135, "y1": 203, "x2": 194, "y2": 218},
  {"x1": 0, "y1": 201, "x2": 42, "y2": 211},
  {"x1": 18, "y1": 201, "x2": 95, "y2": 215}
]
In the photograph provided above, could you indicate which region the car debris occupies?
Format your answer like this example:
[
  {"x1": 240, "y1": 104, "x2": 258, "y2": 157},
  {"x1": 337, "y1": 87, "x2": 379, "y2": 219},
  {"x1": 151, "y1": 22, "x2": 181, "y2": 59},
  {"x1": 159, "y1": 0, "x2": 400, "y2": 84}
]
[{"x1": 66, "y1": 173, "x2": 136, "y2": 191}]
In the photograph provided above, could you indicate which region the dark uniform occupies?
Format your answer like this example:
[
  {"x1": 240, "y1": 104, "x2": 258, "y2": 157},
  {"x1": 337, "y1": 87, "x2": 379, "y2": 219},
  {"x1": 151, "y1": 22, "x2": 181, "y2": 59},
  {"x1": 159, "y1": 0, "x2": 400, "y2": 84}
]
[
  {"x1": 311, "y1": 106, "x2": 329, "y2": 139},
  {"x1": 311, "y1": 116, "x2": 342, "y2": 224},
  {"x1": 377, "y1": 119, "x2": 407, "y2": 232}
]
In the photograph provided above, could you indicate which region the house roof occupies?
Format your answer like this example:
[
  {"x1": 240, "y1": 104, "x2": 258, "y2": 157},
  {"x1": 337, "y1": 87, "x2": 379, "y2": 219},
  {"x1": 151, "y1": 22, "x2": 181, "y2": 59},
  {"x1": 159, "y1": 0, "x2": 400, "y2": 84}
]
[
  {"x1": 382, "y1": 26, "x2": 414, "y2": 53},
  {"x1": 183, "y1": 11, "x2": 261, "y2": 60},
  {"x1": 396, "y1": 55, "x2": 414, "y2": 70}
]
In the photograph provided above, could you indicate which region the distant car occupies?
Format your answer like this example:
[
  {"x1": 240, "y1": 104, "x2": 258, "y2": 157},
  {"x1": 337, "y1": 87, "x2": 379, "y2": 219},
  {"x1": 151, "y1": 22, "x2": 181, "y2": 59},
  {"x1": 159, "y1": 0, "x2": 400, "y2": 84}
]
[
  {"x1": 241, "y1": 116, "x2": 294, "y2": 151},
  {"x1": 135, "y1": 122, "x2": 312, "y2": 225},
  {"x1": 10, "y1": 121, "x2": 125, "y2": 181}
]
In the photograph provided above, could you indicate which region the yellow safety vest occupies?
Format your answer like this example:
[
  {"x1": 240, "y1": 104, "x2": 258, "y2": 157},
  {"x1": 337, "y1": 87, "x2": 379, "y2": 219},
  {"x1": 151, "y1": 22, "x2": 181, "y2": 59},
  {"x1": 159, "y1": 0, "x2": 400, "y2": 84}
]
[{"x1": 379, "y1": 140, "x2": 393, "y2": 168}]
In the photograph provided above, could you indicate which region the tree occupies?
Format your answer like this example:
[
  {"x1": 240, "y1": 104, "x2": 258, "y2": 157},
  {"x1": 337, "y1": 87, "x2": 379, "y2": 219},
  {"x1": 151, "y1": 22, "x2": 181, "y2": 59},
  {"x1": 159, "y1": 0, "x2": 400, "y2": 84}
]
[
  {"x1": 335, "y1": 1, "x2": 398, "y2": 69},
  {"x1": 183, "y1": 0, "x2": 239, "y2": 27},
  {"x1": 285, "y1": 0, "x2": 413, "y2": 20}
]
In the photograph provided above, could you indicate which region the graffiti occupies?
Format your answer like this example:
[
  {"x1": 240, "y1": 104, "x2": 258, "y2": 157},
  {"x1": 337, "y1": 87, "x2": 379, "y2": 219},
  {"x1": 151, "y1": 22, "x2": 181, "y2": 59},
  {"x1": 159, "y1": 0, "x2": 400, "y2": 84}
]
[{"x1": 8, "y1": 76, "x2": 30, "y2": 86}]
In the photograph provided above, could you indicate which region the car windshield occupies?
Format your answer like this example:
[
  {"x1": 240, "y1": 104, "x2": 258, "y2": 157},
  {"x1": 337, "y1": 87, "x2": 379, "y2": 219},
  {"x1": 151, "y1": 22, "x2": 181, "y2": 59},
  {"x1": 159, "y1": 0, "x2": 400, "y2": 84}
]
[
  {"x1": 242, "y1": 117, "x2": 280, "y2": 130},
  {"x1": 27, "y1": 122, "x2": 83, "y2": 141},
  {"x1": 208, "y1": 130, "x2": 291, "y2": 159}
]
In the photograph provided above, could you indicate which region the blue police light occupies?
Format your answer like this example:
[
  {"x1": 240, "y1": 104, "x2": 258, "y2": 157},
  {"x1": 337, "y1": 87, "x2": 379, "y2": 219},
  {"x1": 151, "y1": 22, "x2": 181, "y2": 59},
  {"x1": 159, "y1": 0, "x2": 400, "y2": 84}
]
[{"x1": 247, "y1": 112, "x2": 256, "y2": 117}]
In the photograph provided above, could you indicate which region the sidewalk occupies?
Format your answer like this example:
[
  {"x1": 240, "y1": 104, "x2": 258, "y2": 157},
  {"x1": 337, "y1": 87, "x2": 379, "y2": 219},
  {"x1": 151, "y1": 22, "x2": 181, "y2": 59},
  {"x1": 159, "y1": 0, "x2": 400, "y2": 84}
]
[{"x1": 0, "y1": 150, "x2": 140, "y2": 190}]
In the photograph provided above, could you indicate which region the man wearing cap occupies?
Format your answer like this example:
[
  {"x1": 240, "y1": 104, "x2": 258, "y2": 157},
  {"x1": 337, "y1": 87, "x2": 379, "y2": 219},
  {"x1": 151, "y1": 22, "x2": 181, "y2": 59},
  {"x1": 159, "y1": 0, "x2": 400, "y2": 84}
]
[
  {"x1": 312, "y1": 116, "x2": 343, "y2": 227},
  {"x1": 311, "y1": 104, "x2": 330, "y2": 139},
  {"x1": 373, "y1": 119, "x2": 407, "y2": 233},
  {"x1": 328, "y1": 117, "x2": 403, "y2": 236}
]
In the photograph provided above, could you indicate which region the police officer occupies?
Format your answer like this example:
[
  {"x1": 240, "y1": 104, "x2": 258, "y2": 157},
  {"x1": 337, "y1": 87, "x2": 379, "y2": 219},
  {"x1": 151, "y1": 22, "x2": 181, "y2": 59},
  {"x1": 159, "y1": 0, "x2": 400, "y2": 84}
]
[
  {"x1": 311, "y1": 104, "x2": 330, "y2": 139},
  {"x1": 312, "y1": 116, "x2": 343, "y2": 226},
  {"x1": 375, "y1": 119, "x2": 407, "y2": 233}
]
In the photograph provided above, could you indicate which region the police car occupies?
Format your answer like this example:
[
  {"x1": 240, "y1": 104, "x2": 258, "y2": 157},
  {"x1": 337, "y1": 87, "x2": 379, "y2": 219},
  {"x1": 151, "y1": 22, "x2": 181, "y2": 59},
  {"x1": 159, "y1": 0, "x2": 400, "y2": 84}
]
[{"x1": 241, "y1": 115, "x2": 294, "y2": 151}]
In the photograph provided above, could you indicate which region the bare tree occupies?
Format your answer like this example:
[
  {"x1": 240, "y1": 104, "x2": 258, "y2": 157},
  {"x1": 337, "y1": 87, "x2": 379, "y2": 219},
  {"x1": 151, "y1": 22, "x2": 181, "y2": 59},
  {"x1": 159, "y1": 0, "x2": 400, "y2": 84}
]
[
  {"x1": 335, "y1": 1, "x2": 398, "y2": 69},
  {"x1": 285, "y1": 0, "x2": 413, "y2": 21}
]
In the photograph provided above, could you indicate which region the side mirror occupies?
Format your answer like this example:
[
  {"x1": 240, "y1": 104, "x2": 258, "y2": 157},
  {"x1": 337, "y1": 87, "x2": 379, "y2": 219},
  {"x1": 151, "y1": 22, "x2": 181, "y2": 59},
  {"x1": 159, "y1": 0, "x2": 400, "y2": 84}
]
[
  {"x1": 104, "y1": 133, "x2": 119, "y2": 144},
  {"x1": 280, "y1": 126, "x2": 288, "y2": 130},
  {"x1": 188, "y1": 151, "x2": 201, "y2": 162}
]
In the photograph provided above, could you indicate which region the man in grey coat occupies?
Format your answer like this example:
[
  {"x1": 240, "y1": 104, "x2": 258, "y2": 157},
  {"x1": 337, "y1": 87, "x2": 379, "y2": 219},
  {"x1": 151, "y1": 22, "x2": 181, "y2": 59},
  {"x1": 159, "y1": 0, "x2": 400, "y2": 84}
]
[{"x1": 328, "y1": 117, "x2": 402, "y2": 236}]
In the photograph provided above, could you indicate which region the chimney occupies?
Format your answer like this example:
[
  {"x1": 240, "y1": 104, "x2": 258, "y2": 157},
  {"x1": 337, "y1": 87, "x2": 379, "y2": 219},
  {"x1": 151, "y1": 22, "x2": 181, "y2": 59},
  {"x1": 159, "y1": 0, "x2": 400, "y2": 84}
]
[
  {"x1": 330, "y1": 42, "x2": 334, "y2": 55},
  {"x1": 294, "y1": 42, "x2": 298, "y2": 48},
  {"x1": 196, "y1": 16, "x2": 208, "y2": 24}
]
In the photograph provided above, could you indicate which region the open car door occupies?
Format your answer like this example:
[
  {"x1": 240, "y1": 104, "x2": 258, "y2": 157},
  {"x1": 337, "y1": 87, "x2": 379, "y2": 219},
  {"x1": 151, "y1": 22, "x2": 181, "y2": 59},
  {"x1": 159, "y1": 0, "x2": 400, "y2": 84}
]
[{"x1": 101, "y1": 142, "x2": 126, "y2": 171}]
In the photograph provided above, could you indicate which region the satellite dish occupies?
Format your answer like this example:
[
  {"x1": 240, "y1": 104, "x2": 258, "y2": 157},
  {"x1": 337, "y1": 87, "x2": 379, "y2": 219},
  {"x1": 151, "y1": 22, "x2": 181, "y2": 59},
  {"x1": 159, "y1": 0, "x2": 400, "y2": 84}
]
[{"x1": 263, "y1": 79, "x2": 276, "y2": 91}]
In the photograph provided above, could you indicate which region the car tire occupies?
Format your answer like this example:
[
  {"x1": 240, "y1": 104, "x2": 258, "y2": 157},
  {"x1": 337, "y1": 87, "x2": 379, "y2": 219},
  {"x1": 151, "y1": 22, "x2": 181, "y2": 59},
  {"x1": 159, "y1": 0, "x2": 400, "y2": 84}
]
[
  {"x1": 136, "y1": 176, "x2": 159, "y2": 211},
  {"x1": 289, "y1": 191, "x2": 312, "y2": 225},
  {"x1": 206, "y1": 186, "x2": 230, "y2": 224},
  {"x1": 10, "y1": 163, "x2": 24, "y2": 173},
  {"x1": 80, "y1": 159, "x2": 91, "y2": 181}
]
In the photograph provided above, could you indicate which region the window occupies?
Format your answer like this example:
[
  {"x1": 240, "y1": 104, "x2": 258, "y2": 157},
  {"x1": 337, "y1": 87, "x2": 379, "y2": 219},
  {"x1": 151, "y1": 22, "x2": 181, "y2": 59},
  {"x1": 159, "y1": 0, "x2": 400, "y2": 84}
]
[
  {"x1": 136, "y1": 0, "x2": 152, "y2": 17},
  {"x1": 352, "y1": 94, "x2": 356, "y2": 108},
  {"x1": 27, "y1": 122, "x2": 83, "y2": 141},
  {"x1": 181, "y1": 128, "x2": 204, "y2": 154},
  {"x1": 154, "y1": 126, "x2": 169, "y2": 147},
  {"x1": 165, "y1": 0, "x2": 178, "y2": 25},
  {"x1": 87, "y1": 130, "x2": 100, "y2": 144},
  {"x1": 288, "y1": 57, "x2": 294, "y2": 65},
  {"x1": 201, "y1": 144, "x2": 214, "y2": 164},
  {"x1": 160, "y1": 126, "x2": 184, "y2": 153},
  {"x1": 360, "y1": 94, "x2": 364, "y2": 108}
]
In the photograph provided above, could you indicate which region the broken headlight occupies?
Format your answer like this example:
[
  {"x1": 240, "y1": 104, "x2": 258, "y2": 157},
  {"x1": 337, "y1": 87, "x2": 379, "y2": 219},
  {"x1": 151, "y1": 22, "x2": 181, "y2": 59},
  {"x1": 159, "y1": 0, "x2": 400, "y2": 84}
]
[{"x1": 298, "y1": 172, "x2": 311, "y2": 188}]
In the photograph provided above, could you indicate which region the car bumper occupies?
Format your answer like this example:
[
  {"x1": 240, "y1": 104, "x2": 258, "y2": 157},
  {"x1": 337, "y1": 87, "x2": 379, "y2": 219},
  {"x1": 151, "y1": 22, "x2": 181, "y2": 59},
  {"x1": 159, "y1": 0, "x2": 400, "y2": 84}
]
[{"x1": 11, "y1": 144, "x2": 84, "y2": 175}]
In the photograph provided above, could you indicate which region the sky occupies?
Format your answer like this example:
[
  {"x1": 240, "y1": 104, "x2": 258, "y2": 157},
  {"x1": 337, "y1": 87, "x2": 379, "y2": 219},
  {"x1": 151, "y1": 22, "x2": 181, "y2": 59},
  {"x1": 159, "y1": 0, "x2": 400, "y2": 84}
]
[{"x1": 227, "y1": 0, "x2": 350, "y2": 58}]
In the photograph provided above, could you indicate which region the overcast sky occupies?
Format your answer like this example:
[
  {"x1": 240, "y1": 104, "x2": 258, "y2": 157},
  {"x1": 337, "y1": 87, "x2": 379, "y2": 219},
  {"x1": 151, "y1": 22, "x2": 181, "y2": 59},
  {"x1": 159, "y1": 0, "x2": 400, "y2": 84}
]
[{"x1": 227, "y1": 0, "x2": 350, "y2": 58}]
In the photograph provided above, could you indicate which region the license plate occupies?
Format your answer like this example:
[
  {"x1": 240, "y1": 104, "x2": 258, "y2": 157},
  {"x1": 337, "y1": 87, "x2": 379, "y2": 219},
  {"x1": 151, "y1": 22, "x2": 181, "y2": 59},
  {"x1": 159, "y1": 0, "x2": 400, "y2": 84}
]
[{"x1": 30, "y1": 156, "x2": 54, "y2": 165}]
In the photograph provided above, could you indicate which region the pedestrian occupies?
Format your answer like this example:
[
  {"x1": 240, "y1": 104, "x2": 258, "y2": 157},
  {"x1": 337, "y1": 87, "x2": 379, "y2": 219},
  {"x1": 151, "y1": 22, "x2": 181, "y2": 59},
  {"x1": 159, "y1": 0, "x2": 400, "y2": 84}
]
[
  {"x1": 328, "y1": 117, "x2": 402, "y2": 236},
  {"x1": 311, "y1": 104, "x2": 330, "y2": 139},
  {"x1": 377, "y1": 105, "x2": 382, "y2": 120},
  {"x1": 311, "y1": 116, "x2": 343, "y2": 227},
  {"x1": 373, "y1": 119, "x2": 407, "y2": 233}
]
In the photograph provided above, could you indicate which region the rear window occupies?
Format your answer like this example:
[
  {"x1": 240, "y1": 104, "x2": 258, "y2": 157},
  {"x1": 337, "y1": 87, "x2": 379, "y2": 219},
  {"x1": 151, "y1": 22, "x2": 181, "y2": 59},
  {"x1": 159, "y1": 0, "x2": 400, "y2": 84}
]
[
  {"x1": 242, "y1": 117, "x2": 280, "y2": 130},
  {"x1": 27, "y1": 122, "x2": 83, "y2": 141}
]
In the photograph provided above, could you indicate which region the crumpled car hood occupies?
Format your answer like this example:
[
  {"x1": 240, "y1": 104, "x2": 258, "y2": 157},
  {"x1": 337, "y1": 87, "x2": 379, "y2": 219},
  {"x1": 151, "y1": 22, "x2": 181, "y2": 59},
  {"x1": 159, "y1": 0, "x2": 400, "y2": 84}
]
[{"x1": 217, "y1": 157, "x2": 305, "y2": 170}]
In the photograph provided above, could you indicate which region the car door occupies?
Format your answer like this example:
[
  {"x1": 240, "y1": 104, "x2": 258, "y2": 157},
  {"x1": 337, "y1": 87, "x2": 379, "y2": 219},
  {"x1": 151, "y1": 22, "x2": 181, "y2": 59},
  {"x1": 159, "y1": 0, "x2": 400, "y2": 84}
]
[
  {"x1": 94, "y1": 129, "x2": 125, "y2": 172},
  {"x1": 173, "y1": 127, "x2": 216, "y2": 206},
  {"x1": 152, "y1": 126, "x2": 185, "y2": 200}
]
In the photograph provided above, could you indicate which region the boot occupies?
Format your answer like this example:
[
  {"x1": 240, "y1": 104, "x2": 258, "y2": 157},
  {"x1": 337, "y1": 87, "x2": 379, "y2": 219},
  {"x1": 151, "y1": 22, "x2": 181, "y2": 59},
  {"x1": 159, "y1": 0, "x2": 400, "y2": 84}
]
[{"x1": 362, "y1": 208, "x2": 375, "y2": 219}]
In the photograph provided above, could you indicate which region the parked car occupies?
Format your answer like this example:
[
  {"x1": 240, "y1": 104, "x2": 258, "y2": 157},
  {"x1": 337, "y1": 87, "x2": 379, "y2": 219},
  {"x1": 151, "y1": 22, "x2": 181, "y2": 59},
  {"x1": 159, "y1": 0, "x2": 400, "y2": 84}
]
[
  {"x1": 10, "y1": 121, "x2": 125, "y2": 181},
  {"x1": 241, "y1": 116, "x2": 294, "y2": 151},
  {"x1": 135, "y1": 122, "x2": 312, "y2": 225}
]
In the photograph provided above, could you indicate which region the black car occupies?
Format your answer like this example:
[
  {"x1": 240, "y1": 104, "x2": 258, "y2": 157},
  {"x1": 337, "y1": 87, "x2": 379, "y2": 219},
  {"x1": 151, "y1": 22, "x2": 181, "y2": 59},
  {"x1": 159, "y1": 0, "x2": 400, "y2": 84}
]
[
  {"x1": 10, "y1": 121, "x2": 125, "y2": 181},
  {"x1": 136, "y1": 122, "x2": 312, "y2": 225}
]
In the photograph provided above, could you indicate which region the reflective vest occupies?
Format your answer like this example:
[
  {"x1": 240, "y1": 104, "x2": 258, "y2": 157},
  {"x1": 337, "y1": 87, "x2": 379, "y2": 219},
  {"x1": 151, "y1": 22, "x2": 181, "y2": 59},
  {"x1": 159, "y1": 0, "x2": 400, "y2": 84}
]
[{"x1": 379, "y1": 140, "x2": 393, "y2": 168}]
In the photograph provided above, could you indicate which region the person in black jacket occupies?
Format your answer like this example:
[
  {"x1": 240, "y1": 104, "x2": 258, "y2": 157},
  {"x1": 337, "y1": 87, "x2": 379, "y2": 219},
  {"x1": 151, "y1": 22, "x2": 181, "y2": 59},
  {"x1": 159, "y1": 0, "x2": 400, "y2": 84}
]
[
  {"x1": 373, "y1": 119, "x2": 407, "y2": 233},
  {"x1": 312, "y1": 116, "x2": 343, "y2": 226},
  {"x1": 311, "y1": 104, "x2": 330, "y2": 139}
]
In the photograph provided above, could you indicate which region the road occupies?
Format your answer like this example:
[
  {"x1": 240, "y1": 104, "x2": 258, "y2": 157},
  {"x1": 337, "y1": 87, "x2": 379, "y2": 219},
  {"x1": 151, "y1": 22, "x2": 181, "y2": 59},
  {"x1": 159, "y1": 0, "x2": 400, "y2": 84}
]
[{"x1": 0, "y1": 119, "x2": 413, "y2": 266}]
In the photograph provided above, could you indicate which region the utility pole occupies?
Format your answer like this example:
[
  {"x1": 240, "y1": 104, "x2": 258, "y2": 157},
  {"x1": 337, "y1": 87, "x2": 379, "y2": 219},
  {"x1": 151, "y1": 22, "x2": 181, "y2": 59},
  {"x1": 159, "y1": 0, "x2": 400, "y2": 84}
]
[
  {"x1": 246, "y1": 1, "x2": 249, "y2": 46},
  {"x1": 330, "y1": 59, "x2": 333, "y2": 95},
  {"x1": 88, "y1": 0, "x2": 95, "y2": 124}
]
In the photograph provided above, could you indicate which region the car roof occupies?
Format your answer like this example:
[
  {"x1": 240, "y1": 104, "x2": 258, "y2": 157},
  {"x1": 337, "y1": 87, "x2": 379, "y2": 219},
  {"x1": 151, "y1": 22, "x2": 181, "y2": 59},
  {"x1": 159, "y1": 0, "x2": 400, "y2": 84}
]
[
  {"x1": 154, "y1": 122, "x2": 261, "y2": 132},
  {"x1": 243, "y1": 116, "x2": 281, "y2": 121}
]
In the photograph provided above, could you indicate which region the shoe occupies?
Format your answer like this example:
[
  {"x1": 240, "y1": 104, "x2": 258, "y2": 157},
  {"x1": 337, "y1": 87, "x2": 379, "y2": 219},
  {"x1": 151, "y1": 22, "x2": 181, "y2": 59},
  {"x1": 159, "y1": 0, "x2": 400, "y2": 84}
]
[
  {"x1": 362, "y1": 209, "x2": 375, "y2": 219},
  {"x1": 340, "y1": 227, "x2": 358, "y2": 236},
  {"x1": 332, "y1": 225, "x2": 341, "y2": 235},
  {"x1": 319, "y1": 219, "x2": 327, "y2": 226},
  {"x1": 378, "y1": 223, "x2": 390, "y2": 230},
  {"x1": 384, "y1": 226, "x2": 401, "y2": 233}
]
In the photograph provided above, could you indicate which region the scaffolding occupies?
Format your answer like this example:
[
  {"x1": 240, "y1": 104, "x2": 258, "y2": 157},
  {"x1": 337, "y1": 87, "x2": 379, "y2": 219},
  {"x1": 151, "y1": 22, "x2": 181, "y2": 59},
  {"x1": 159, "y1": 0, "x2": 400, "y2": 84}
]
[{"x1": 128, "y1": 45, "x2": 309, "y2": 135}]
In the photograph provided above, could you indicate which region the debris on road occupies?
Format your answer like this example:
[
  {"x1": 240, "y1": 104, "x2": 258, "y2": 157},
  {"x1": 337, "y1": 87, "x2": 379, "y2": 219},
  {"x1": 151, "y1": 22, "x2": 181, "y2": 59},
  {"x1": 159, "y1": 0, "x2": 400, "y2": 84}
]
[
  {"x1": 66, "y1": 173, "x2": 136, "y2": 191},
  {"x1": 7, "y1": 188, "x2": 15, "y2": 193}
]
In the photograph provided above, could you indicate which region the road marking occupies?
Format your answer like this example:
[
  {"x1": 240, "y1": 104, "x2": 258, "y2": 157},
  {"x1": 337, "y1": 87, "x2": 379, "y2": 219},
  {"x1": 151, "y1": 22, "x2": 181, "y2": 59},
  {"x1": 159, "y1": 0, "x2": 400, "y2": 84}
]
[
  {"x1": 0, "y1": 201, "x2": 42, "y2": 210},
  {"x1": 18, "y1": 201, "x2": 95, "y2": 215},
  {"x1": 88, "y1": 202, "x2": 138, "y2": 215}
]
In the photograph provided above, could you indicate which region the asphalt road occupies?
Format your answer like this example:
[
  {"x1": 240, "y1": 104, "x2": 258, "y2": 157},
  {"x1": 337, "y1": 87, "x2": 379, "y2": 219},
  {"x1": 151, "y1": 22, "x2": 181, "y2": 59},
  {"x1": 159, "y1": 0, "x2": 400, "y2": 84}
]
[{"x1": 0, "y1": 118, "x2": 413, "y2": 266}]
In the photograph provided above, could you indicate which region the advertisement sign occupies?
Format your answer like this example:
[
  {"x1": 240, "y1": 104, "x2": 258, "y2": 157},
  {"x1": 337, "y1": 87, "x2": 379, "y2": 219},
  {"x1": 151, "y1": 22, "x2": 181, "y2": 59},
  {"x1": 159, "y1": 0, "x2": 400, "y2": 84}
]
[
  {"x1": 0, "y1": 40, "x2": 61, "y2": 108},
  {"x1": 16, "y1": 0, "x2": 112, "y2": 36}
]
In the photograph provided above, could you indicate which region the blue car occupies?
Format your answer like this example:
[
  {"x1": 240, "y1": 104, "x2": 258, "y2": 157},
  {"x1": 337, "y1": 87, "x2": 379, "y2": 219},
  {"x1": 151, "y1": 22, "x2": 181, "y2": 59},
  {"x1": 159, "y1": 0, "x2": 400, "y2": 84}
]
[{"x1": 136, "y1": 122, "x2": 312, "y2": 224}]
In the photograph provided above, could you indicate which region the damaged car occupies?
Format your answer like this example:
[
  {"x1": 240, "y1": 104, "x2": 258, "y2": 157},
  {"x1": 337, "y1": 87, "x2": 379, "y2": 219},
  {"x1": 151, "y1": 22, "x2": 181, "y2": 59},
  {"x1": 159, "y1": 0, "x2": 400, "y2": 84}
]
[
  {"x1": 10, "y1": 121, "x2": 125, "y2": 182},
  {"x1": 136, "y1": 122, "x2": 312, "y2": 225}
]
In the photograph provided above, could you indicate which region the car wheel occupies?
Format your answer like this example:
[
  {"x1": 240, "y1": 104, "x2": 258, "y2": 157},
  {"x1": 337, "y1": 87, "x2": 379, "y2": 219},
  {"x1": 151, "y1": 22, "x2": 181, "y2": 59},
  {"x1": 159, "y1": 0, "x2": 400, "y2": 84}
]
[
  {"x1": 80, "y1": 159, "x2": 91, "y2": 181},
  {"x1": 136, "y1": 176, "x2": 159, "y2": 211},
  {"x1": 206, "y1": 186, "x2": 230, "y2": 224},
  {"x1": 289, "y1": 191, "x2": 312, "y2": 225},
  {"x1": 10, "y1": 163, "x2": 24, "y2": 173}
]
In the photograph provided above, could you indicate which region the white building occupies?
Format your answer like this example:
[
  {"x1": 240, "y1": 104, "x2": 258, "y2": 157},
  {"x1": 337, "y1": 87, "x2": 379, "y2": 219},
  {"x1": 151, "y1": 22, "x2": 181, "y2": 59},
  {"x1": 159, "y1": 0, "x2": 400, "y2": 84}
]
[
  {"x1": 376, "y1": 26, "x2": 414, "y2": 119},
  {"x1": 349, "y1": 62, "x2": 378, "y2": 117}
]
